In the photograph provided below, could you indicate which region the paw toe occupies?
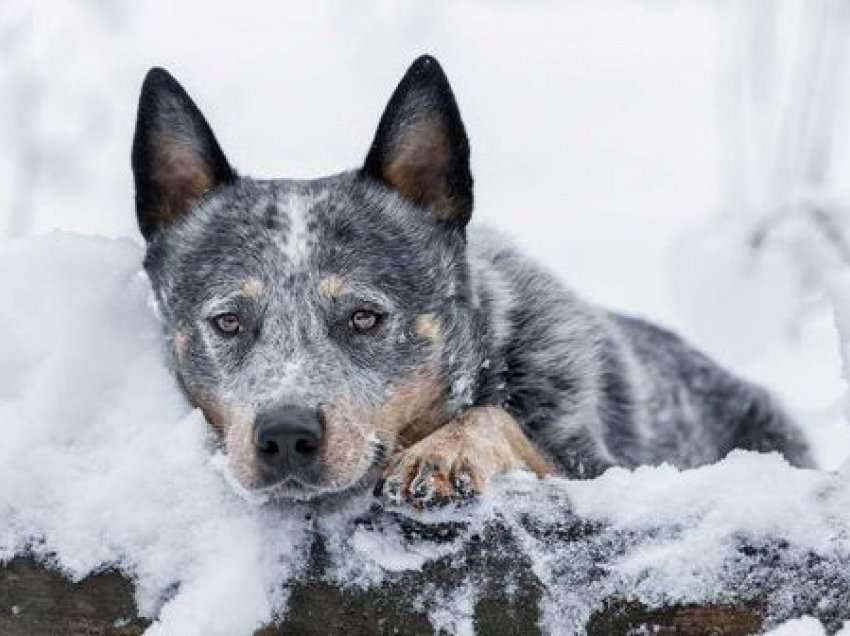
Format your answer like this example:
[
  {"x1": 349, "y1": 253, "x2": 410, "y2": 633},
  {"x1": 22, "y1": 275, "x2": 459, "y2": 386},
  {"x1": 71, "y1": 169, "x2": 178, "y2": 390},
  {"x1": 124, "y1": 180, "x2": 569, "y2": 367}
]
[
  {"x1": 409, "y1": 460, "x2": 454, "y2": 505},
  {"x1": 450, "y1": 458, "x2": 484, "y2": 499},
  {"x1": 380, "y1": 456, "x2": 417, "y2": 503}
]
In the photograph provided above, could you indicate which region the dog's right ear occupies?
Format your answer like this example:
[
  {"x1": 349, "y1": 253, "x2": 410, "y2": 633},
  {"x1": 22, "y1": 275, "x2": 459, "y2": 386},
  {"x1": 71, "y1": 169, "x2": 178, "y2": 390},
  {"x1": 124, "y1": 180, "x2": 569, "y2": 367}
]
[
  {"x1": 363, "y1": 55, "x2": 473, "y2": 228},
  {"x1": 132, "y1": 68, "x2": 235, "y2": 241}
]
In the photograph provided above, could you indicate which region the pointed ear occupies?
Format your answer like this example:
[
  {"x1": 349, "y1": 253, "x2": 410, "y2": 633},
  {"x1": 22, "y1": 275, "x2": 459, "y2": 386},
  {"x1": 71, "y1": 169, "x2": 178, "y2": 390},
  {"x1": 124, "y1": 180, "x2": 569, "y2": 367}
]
[
  {"x1": 363, "y1": 55, "x2": 473, "y2": 227},
  {"x1": 131, "y1": 68, "x2": 235, "y2": 241}
]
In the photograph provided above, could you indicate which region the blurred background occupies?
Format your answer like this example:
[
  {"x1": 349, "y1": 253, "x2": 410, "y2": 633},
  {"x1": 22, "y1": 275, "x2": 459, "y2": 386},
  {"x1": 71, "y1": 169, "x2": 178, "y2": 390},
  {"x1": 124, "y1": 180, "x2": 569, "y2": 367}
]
[{"x1": 3, "y1": 0, "x2": 850, "y2": 466}]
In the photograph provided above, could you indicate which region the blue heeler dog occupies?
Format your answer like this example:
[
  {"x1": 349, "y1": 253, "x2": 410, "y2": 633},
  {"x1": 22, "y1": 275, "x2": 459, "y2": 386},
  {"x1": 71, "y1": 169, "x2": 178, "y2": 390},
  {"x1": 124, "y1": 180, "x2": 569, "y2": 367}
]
[{"x1": 132, "y1": 55, "x2": 813, "y2": 504}]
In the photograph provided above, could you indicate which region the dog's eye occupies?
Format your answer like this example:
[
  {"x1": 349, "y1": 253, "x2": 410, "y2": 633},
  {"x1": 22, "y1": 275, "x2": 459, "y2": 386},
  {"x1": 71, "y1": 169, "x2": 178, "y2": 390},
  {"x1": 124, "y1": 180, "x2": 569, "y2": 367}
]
[
  {"x1": 211, "y1": 313, "x2": 241, "y2": 336},
  {"x1": 350, "y1": 309, "x2": 381, "y2": 333}
]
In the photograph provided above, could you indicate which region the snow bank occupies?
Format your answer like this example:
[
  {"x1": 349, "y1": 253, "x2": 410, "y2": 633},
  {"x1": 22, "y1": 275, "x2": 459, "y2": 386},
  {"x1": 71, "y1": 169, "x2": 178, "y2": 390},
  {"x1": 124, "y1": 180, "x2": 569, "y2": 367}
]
[
  {"x1": 766, "y1": 616, "x2": 850, "y2": 636},
  {"x1": 766, "y1": 616, "x2": 830, "y2": 636},
  {"x1": 830, "y1": 271, "x2": 850, "y2": 433},
  {"x1": 2, "y1": 233, "x2": 850, "y2": 634},
  {"x1": 0, "y1": 233, "x2": 312, "y2": 634}
]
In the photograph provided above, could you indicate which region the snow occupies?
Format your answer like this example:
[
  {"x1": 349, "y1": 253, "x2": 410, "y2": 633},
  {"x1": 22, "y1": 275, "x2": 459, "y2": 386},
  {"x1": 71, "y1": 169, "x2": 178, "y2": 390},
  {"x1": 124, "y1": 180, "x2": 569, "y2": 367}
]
[
  {"x1": 766, "y1": 616, "x2": 829, "y2": 636},
  {"x1": 0, "y1": 234, "x2": 310, "y2": 634},
  {"x1": 831, "y1": 272, "x2": 850, "y2": 426},
  {"x1": 4, "y1": 2, "x2": 850, "y2": 633},
  {"x1": 421, "y1": 581, "x2": 477, "y2": 636},
  {"x1": 767, "y1": 617, "x2": 850, "y2": 635},
  {"x1": 2, "y1": 233, "x2": 850, "y2": 633}
]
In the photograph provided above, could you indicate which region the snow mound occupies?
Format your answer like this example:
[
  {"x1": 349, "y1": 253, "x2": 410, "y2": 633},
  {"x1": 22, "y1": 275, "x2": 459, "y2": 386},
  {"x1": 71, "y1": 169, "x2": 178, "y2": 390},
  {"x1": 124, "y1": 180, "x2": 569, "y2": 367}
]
[
  {"x1": 766, "y1": 616, "x2": 850, "y2": 636},
  {"x1": 2, "y1": 233, "x2": 850, "y2": 634},
  {"x1": 0, "y1": 233, "x2": 311, "y2": 634}
]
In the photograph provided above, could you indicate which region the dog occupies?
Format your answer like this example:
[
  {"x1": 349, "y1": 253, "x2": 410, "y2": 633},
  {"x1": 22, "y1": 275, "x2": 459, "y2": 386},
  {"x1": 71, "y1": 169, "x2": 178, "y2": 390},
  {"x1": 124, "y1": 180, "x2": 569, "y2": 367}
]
[{"x1": 131, "y1": 55, "x2": 813, "y2": 504}]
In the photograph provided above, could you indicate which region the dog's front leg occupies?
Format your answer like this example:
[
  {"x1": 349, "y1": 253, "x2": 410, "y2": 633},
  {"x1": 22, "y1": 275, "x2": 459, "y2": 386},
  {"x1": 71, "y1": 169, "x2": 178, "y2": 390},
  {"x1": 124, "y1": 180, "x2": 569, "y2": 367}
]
[{"x1": 379, "y1": 406, "x2": 554, "y2": 506}]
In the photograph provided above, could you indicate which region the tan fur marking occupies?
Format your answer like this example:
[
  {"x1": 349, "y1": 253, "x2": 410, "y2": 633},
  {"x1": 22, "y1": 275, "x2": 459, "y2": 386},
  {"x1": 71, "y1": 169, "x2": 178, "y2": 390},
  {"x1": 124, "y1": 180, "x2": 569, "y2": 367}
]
[
  {"x1": 414, "y1": 313, "x2": 441, "y2": 342},
  {"x1": 241, "y1": 277, "x2": 264, "y2": 299},
  {"x1": 181, "y1": 390, "x2": 264, "y2": 489},
  {"x1": 318, "y1": 398, "x2": 378, "y2": 489},
  {"x1": 376, "y1": 371, "x2": 446, "y2": 448},
  {"x1": 318, "y1": 274, "x2": 345, "y2": 300},
  {"x1": 222, "y1": 404, "x2": 263, "y2": 487},
  {"x1": 150, "y1": 134, "x2": 214, "y2": 227},
  {"x1": 316, "y1": 361, "x2": 447, "y2": 491},
  {"x1": 383, "y1": 117, "x2": 455, "y2": 219},
  {"x1": 382, "y1": 406, "x2": 555, "y2": 503},
  {"x1": 349, "y1": 318, "x2": 446, "y2": 452},
  {"x1": 186, "y1": 392, "x2": 228, "y2": 435},
  {"x1": 172, "y1": 330, "x2": 189, "y2": 364}
]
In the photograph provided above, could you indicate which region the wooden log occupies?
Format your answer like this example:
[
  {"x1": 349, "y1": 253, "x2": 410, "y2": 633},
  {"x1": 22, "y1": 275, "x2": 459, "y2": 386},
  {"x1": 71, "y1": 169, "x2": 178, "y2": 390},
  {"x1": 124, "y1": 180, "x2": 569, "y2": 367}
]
[
  {"x1": 0, "y1": 554, "x2": 764, "y2": 636},
  {"x1": 0, "y1": 510, "x2": 841, "y2": 635}
]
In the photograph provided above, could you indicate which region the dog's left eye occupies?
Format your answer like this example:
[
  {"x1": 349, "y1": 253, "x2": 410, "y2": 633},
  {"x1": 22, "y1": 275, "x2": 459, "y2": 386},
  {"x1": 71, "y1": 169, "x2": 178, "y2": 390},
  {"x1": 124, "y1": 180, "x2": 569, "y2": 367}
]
[
  {"x1": 350, "y1": 309, "x2": 381, "y2": 333},
  {"x1": 211, "y1": 313, "x2": 241, "y2": 336}
]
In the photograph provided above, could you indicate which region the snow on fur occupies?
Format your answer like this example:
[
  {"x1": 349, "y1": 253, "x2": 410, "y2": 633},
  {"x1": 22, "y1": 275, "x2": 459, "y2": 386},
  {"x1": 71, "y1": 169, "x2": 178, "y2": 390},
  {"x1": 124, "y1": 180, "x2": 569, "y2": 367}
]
[{"x1": 2, "y1": 233, "x2": 850, "y2": 634}]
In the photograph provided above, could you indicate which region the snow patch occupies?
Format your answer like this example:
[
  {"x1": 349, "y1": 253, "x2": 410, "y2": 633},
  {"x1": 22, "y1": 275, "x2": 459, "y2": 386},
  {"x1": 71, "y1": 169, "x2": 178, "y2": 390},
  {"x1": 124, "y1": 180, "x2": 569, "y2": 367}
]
[{"x1": 766, "y1": 616, "x2": 828, "y2": 636}]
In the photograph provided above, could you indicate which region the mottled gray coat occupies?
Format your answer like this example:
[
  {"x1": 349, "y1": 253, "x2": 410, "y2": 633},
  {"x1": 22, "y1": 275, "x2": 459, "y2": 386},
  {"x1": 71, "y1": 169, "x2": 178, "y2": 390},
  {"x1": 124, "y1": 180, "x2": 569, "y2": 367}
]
[{"x1": 131, "y1": 56, "x2": 813, "y2": 502}]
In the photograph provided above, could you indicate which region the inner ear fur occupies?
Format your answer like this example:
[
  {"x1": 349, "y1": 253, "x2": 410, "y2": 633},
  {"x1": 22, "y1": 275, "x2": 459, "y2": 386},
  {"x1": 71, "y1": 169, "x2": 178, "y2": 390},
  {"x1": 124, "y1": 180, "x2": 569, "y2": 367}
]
[
  {"x1": 132, "y1": 67, "x2": 235, "y2": 241},
  {"x1": 363, "y1": 55, "x2": 473, "y2": 227}
]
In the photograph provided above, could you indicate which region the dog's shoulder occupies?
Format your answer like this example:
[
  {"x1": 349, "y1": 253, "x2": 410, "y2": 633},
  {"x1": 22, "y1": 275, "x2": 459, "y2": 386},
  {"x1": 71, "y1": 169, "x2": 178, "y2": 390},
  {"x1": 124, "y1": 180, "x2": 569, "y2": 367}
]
[{"x1": 464, "y1": 227, "x2": 621, "y2": 472}]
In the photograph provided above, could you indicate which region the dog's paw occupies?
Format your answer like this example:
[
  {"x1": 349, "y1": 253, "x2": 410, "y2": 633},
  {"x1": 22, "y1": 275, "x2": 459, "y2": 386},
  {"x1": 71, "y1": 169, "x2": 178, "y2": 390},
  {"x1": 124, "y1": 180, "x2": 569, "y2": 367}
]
[
  {"x1": 380, "y1": 446, "x2": 480, "y2": 507},
  {"x1": 378, "y1": 406, "x2": 553, "y2": 507}
]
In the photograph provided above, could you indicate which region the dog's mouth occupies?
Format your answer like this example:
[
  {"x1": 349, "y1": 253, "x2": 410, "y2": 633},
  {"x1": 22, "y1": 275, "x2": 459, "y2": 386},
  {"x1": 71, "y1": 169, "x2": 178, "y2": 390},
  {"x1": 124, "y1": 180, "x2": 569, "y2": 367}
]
[
  {"x1": 259, "y1": 476, "x2": 328, "y2": 501},
  {"x1": 258, "y1": 463, "x2": 384, "y2": 504},
  {"x1": 246, "y1": 449, "x2": 387, "y2": 504},
  {"x1": 263, "y1": 436, "x2": 391, "y2": 503}
]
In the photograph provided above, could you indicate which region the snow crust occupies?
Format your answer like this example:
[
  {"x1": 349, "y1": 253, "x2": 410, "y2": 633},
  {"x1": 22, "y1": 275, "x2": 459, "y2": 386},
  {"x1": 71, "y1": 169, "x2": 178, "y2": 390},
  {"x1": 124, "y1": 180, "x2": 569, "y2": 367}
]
[
  {"x1": 2, "y1": 233, "x2": 850, "y2": 634},
  {"x1": 0, "y1": 234, "x2": 311, "y2": 634},
  {"x1": 766, "y1": 616, "x2": 850, "y2": 636}
]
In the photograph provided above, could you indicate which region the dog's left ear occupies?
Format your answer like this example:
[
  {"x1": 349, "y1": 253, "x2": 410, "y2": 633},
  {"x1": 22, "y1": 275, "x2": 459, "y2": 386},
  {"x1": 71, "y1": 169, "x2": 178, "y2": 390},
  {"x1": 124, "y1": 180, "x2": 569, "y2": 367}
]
[{"x1": 363, "y1": 55, "x2": 473, "y2": 227}]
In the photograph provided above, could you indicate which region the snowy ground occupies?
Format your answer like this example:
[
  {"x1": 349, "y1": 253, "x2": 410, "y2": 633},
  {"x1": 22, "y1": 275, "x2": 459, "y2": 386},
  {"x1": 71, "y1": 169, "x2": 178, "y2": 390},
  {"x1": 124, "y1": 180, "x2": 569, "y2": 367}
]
[{"x1": 3, "y1": 2, "x2": 850, "y2": 634}]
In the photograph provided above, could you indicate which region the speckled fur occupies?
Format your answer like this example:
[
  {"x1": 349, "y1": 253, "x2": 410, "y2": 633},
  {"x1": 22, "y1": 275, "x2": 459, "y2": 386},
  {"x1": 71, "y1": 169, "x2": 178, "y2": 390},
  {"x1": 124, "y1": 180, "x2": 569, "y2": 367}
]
[{"x1": 132, "y1": 56, "x2": 813, "y2": 501}]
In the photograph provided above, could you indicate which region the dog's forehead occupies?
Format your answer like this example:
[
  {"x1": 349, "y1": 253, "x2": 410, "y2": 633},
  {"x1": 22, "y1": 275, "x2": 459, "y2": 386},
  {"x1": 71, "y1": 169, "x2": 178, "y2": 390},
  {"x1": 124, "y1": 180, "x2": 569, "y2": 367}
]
[
  {"x1": 228, "y1": 178, "x2": 329, "y2": 258},
  {"x1": 156, "y1": 175, "x2": 446, "y2": 307},
  {"x1": 168, "y1": 178, "x2": 329, "y2": 268},
  {"x1": 230, "y1": 178, "x2": 430, "y2": 260}
]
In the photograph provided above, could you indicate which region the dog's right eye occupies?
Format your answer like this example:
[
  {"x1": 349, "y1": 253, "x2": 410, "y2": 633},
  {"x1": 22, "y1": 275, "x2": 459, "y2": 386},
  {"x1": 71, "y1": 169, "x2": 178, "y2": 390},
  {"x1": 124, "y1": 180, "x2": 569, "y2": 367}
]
[{"x1": 211, "y1": 313, "x2": 241, "y2": 336}]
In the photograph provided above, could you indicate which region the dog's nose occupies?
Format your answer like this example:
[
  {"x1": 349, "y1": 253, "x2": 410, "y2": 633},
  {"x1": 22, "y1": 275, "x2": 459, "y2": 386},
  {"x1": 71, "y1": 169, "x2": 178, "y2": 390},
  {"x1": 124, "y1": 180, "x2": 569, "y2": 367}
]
[{"x1": 253, "y1": 405, "x2": 324, "y2": 474}]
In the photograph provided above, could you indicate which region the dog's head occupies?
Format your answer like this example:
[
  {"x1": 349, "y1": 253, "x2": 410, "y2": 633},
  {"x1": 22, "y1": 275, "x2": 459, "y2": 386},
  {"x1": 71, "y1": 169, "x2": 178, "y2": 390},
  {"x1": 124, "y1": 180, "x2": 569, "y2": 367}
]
[{"x1": 132, "y1": 56, "x2": 482, "y2": 499}]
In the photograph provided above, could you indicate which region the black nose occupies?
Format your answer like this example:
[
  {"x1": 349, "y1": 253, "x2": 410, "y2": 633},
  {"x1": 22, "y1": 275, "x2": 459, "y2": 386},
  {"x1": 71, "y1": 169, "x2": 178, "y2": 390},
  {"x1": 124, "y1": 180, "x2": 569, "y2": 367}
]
[{"x1": 253, "y1": 404, "x2": 324, "y2": 475}]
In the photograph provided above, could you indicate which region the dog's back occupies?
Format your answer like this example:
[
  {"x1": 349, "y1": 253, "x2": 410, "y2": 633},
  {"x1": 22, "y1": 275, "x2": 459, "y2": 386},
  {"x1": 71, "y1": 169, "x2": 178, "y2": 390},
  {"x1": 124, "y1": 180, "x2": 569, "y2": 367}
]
[{"x1": 467, "y1": 228, "x2": 815, "y2": 477}]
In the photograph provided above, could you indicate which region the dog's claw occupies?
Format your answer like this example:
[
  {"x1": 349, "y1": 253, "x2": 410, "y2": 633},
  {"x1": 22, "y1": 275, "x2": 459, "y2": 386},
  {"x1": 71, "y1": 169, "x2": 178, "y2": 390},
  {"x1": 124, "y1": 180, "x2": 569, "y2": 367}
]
[
  {"x1": 410, "y1": 472, "x2": 433, "y2": 501},
  {"x1": 452, "y1": 470, "x2": 476, "y2": 499}
]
